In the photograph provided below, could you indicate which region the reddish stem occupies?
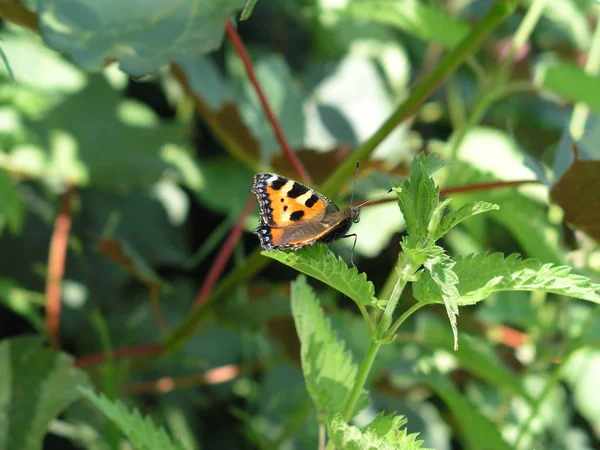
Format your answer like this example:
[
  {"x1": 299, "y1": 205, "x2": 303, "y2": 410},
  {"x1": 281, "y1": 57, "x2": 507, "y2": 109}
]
[
  {"x1": 225, "y1": 20, "x2": 311, "y2": 185},
  {"x1": 45, "y1": 185, "x2": 76, "y2": 349},
  {"x1": 74, "y1": 343, "x2": 164, "y2": 368},
  {"x1": 441, "y1": 179, "x2": 540, "y2": 195},
  {"x1": 193, "y1": 194, "x2": 256, "y2": 307}
]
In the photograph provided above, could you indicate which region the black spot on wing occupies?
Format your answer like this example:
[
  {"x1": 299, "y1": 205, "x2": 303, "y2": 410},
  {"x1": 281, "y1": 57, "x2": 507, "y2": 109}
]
[
  {"x1": 290, "y1": 210, "x2": 305, "y2": 221},
  {"x1": 287, "y1": 182, "x2": 309, "y2": 198},
  {"x1": 305, "y1": 194, "x2": 319, "y2": 208},
  {"x1": 283, "y1": 205, "x2": 288, "y2": 211},
  {"x1": 271, "y1": 178, "x2": 287, "y2": 190}
]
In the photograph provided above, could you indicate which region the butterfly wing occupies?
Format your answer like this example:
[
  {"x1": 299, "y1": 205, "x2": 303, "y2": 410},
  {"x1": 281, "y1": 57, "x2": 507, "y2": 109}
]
[{"x1": 251, "y1": 173, "x2": 348, "y2": 249}]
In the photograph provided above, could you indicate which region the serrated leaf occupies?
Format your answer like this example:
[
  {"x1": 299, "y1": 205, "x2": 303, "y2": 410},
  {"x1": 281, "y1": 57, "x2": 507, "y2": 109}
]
[
  {"x1": 423, "y1": 248, "x2": 460, "y2": 350},
  {"x1": 35, "y1": 0, "x2": 246, "y2": 75},
  {"x1": 413, "y1": 252, "x2": 600, "y2": 306},
  {"x1": 79, "y1": 388, "x2": 185, "y2": 450},
  {"x1": 327, "y1": 412, "x2": 431, "y2": 450},
  {"x1": 291, "y1": 276, "x2": 367, "y2": 417},
  {"x1": 263, "y1": 245, "x2": 377, "y2": 308},
  {"x1": 396, "y1": 154, "x2": 444, "y2": 242},
  {"x1": 0, "y1": 336, "x2": 92, "y2": 450},
  {"x1": 340, "y1": 0, "x2": 469, "y2": 48},
  {"x1": 430, "y1": 201, "x2": 499, "y2": 242},
  {"x1": 0, "y1": 169, "x2": 24, "y2": 235}
]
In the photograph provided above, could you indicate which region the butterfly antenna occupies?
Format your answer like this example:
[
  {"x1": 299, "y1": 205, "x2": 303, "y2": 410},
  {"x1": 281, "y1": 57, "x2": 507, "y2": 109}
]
[
  {"x1": 356, "y1": 187, "x2": 394, "y2": 209},
  {"x1": 349, "y1": 162, "x2": 360, "y2": 207}
]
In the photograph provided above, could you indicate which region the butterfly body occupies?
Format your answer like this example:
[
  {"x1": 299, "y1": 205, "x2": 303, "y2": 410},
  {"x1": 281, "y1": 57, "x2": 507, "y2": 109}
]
[{"x1": 251, "y1": 173, "x2": 360, "y2": 250}]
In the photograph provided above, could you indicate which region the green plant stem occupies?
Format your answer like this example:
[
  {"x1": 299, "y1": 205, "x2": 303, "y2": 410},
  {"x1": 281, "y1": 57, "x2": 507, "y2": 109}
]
[
  {"x1": 449, "y1": 80, "x2": 537, "y2": 159},
  {"x1": 320, "y1": 0, "x2": 517, "y2": 198},
  {"x1": 499, "y1": 0, "x2": 549, "y2": 76},
  {"x1": 570, "y1": 9, "x2": 600, "y2": 140},
  {"x1": 384, "y1": 301, "x2": 428, "y2": 340},
  {"x1": 341, "y1": 339, "x2": 381, "y2": 422},
  {"x1": 339, "y1": 257, "x2": 417, "y2": 425}
]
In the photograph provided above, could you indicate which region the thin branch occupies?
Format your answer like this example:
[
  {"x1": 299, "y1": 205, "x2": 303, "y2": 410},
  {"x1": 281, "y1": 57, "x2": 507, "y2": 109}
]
[
  {"x1": 441, "y1": 179, "x2": 541, "y2": 195},
  {"x1": 74, "y1": 343, "x2": 164, "y2": 368},
  {"x1": 193, "y1": 194, "x2": 256, "y2": 307},
  {"x1": 45, "y1": 185, "x2": 76, "y2": 349},
  {"x1": 225, "y1": 20, "x2": 311, "y2": 185}
]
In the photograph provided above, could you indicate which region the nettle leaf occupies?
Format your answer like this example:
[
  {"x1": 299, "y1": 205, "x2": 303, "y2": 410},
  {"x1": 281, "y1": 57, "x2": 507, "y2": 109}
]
[
  {"x1": 396, "y1": 154, "x2": 444, "y2": 242},
  {"x1": 0, "y1": 336, "x2": 92, "y2": 450},
  {"x1": 79, "y1": 388, "x2": 185, "y2": 450},
  {"x1": 413, "y1": 253, "x2": 600, "y2": 306},
  {"x1": 291, "y1": 276, "x2": 367, "y2": 417},
  {"x1": 327, "y1": 412, "x2": 431, "y2": 450},
  {"x1": 35, "y1": 0, "x2": 246, "y2": 75},
  {"x1": 0, "y1": 169, "x2": 24, "y2": 235},
  {"x1": 430, "y1": 201, "x2": 499, "y2": 242},
  {"x1": 264, "y1": 245, "x2": 377, "y2": 308},
  {"x1": 422, "y1": 247, "x2": 460, "y2": 350}
]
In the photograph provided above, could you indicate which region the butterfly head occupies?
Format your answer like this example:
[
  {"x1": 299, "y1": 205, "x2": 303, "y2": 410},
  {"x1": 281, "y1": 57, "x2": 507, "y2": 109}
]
[{"x1": 349, "y1": 205, "x2": 361, "y2": 223}]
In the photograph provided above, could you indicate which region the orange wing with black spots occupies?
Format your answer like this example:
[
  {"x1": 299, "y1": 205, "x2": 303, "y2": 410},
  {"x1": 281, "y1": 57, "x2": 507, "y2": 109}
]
[{"x1": 251, "y1": 173, "x2": 358, "y2": 250}]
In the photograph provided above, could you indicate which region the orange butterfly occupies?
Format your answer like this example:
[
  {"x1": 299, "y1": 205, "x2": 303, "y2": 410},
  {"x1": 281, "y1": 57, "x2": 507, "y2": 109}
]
[{"x1": 251, "y1": 173, "x2": 389, "y2": 251}]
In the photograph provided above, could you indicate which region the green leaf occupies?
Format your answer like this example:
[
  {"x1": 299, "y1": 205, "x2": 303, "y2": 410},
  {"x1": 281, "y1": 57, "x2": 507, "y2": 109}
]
[
  {"x1": 430, "y1": 201, "x2": 499, "y2": 242},
  {"x1": 422, "y1": 247, "x2": 460, "y2": 351},
  {"x1": 79, "y1": 388, "x2": 185, "y2": 450},
  {"x1": 240, "y1": 0, "x2": 259, "y2": 20},
  {"x1": 96, "y1": 237, "x2": 164, "y2": 287},
  {"x1": 264, "y1": 245, "x2": 377, "y2": 309},
  {"x1": 327, "y1": 412, "x2": 431, "y2": 450},
  {"x1": 413, "y1": 252, "x2": 600, "y2": 306},
  {"x1": 35, "y1": 0, "x2": 246, "y2": 75},
  {"x1": 0, "y1": 169, "x2": 24, "y2": 235},
  {"x1": 0, "y1": 336, "x2": 92, "y2": 450},
  {"x1": 537, "y1": 59, "x2": 600, "y2": 115},
  {"x1": 405, "y1": 374, "x2": 512, "y2": 450},
  {"x1": 25, "y1": 75, "x2": 186, "y2": 191},
  {"x1": 396, "y1": 154, "x2": 444, "y2": 244},
  {"x1": 417, "y1": 315, "x2": 525, "y2": 398},
  {"x1": 340, "y1": 0, "x2": 469, "y2": 48},
  {"x1": 0, "y1": 279, "x2": 45, "y2": 333},
  {"x1": 291, "y1": 276, "x2": 367, "y2": 417}
]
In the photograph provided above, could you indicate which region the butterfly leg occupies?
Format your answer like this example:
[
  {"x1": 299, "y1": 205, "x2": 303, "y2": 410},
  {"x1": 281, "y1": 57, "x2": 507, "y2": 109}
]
[{"x1": 341, "y1": 233, "x2": 358, "y2": 268}]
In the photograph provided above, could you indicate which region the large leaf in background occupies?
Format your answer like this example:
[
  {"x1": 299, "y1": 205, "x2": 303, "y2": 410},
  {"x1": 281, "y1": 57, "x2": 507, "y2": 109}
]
[
  {"x1": 0, "y1": 169, "x2": 23, "y2": 235},
  {"x1": 24, "y1": 75, "x2": 188, "y2": 190},
  {"x1": 537, "y1": 60, "x2": 600, "y2": 115},
  {"x1": 413, "y1": 252, "x2": 600, "y2": 305},
  {"x1": 563, "y1": 349, "x2": 600, "y2": 434},
  {"x1": 550, "y1": 148, "x2": 600, "y2": 241},
  {"x1": 33, "y1": 0, "x2": 245, "y2": 75},
  {"x1": 291, "y1": 276, "x2": 367, "y2": 417},
  {"x1": 227, "y1": 54, "x2": 305, "y2": 162},
  {"x1": 0, "y1": 336, "x2": 92, "y2": 450},
  {"x1": 340, "y1": 0, "x2": 469, "y2": 48}
]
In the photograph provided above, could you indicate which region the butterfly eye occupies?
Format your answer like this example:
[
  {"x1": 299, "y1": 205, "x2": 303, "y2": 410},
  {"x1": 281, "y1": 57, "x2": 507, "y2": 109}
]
[{"x1": 353, "y1": 216, "x2": 360, "y2": 224}]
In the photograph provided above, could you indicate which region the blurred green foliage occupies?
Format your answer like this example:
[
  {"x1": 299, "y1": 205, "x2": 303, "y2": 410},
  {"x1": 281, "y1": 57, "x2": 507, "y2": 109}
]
[{"x1": 0, "y1": 0, "x2": 600, "y2": 449}]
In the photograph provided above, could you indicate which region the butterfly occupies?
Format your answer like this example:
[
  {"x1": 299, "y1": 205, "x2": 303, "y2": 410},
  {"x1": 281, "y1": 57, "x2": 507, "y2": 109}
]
[{"x1": 251, "y1": 173, "x2": 371, "y2": 251}]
